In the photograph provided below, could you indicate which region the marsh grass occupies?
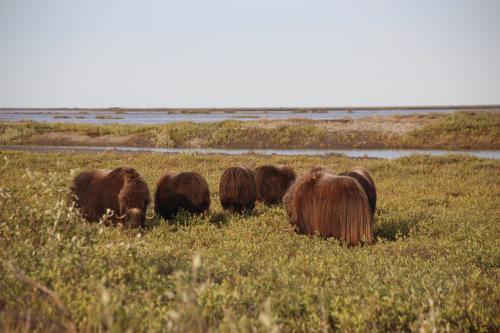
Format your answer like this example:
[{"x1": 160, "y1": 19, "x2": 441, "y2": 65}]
[
  {"x1": 404, "y1": 111, "x2": 500, "y2": 148},
  {"x1": 0, "y1": 151, "x2": 499, "y2": 332},
  {"x1": 0, "y1": 111, "x2": 498, "y2": 149}
]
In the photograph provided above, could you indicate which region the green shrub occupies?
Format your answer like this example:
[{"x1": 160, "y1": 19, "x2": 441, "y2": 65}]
[{"x1": 0, "y1": 152, "x2": 498, "y2": 332}]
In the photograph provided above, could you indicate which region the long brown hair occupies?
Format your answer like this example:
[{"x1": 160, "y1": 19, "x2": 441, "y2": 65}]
[
  {"x1": 219, "y1": 166, "x2": 256, "y2": 213},
  {"x1": 254, "y1": 165, "x2": 296, "y2": 204},
  {"x1": 284, "y1": 168, "x2": 373, "y2": 246},
  {"x1": 155, "y1": 171, "x2": 210, "y2": 219},
  {"x1": 340, "y1": 167, "x2": 377, "y2": 217},
  {"x1": 70, "y1": 167, "x2": 150, "y2": 227}
]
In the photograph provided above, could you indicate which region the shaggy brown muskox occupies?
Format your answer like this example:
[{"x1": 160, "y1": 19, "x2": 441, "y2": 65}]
[
  {"x1": 283, "y1": 168, "x2": 373, "y2": 246},
  {"x1": 70, "y1": 167, "x2": 150, "y2": 227},
  {"x1": 340, "y1": 167, "x2": 377, "y2": 217},
  {"x1": 154, "y1": 171, "x2": 210, "y2": 219},
  {"x1": 254, "y1": 165, "x2": 296, "y2": 205},
  {"x1": 219, "y1": 166, "x2": 256, "y2": 213}
]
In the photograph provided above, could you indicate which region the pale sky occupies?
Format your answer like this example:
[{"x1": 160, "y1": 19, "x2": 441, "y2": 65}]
[{"x1": 1, "y1": 0, "x2": 499, "y2": 108}]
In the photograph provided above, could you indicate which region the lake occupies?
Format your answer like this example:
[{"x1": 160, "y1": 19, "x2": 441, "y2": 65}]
[
  {"x1": 1, "y1": 145, "x2": 499, "y2": 160},
  {"x1": 0, "y1": 108, "x2": 460, "y2": 124}
]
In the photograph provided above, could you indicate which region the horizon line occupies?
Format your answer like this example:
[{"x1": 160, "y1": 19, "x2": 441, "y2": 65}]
[{"x1": 1, "y1": 104, "x2": 499, "y2": 111}]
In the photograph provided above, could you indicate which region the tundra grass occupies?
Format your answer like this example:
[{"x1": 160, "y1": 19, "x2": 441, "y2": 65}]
[
  {"x1": 0, "y1": 150, "x2": 499, "y2": 332},
  {"x1": 1, "y1": 111, "x2": 499, "y2": 149}
]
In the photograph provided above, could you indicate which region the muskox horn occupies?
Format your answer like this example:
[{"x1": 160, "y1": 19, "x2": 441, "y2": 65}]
[
  {"x1": 145, "y1": 212, "x2": 156, "y2": 219},
  {"x1": 115, "y1": 213, "x2": 126, "y2": 220}
]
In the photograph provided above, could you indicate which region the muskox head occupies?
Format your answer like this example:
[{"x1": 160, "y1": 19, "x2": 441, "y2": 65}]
[{"x1": 116, "y1": 207, "x2": 146, "y2": 228}]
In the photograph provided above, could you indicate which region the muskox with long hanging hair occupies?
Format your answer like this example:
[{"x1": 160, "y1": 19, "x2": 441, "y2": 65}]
[
  {"x1": 254, "y1": 165, "x2": 296, "y2": 205},
  {"x1": 283, "y1": 168, "x2": 373, "y2": 246},
  {"x1": 70, "y1": 167, "x2": 151, "y2": 227},
  {"x1": 340, "y1": 167, "x2": 377, "y2": 217},
  {"x1": 219, "y1": 166, "x2": 256, "y2": 213},
  {"x1": 154, "y1": 171, "x2": 210, "y2": 219}
]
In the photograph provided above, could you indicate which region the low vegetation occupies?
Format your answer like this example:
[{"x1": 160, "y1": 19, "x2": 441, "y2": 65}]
[
  {"x1": 94, "y1": 115, "x2": 124, "y2": 120},
  {"x1": 0, "y1": 150, "x2": 499, "y2": 332},
  {"x1": 0, "y1": 111, "x2": 499, "y2": 149},
  {"x1": 403, "y1": 111, "x2": 500, "y2": 148}
]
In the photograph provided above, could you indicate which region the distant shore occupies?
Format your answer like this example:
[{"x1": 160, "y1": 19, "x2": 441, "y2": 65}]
[{"x1": 1, "y1": 104, "x2": 499, "y2": 113}]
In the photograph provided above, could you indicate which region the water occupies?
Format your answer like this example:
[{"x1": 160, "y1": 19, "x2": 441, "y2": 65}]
[
  {"x1": 1, "y1": 145, "x2": 498, "y2": 159},
  {"x1": 0, "y1": 108, "x2": 460, "y2": 124}
]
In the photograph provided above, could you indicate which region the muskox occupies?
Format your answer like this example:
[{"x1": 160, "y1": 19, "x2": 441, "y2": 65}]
[
  {"x1": 339, "y1": 167, "x2": 377, "y2": 217},
  {"x1": 283, "y1": 168, "x2": 373, "y2": 246},
  {"x1": 154, "y1": 171, "x2": 210, "y2": 219},
  {"x1": 219, "y1": 166, "x2": 256, "y2": 213},
  {"x1": 254, "y1": 165, "x2": 296, "y2": 205},
  {"x1": 70, "y1": 167, "x2": 150, "y2": 227}
]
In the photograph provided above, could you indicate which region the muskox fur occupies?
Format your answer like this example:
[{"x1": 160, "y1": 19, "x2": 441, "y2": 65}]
[
  {"x1": 70, "y1": 167, "x2": 150, "y2": 227},
  {"x1": 154, "y1": 171, "x2": 210, "y2": 219},
  {"x1": 339, "y1": 167, "x2": 377, "y2": 217},
  {"x1": 254, "y1": 165, "x2": 296, "y2": 205},
  {"x1": 283, "y1": 168, "x2": 373, "y2": 246},
  {"x1": 219, "y1": 166, "x2": 257, "y2": 213}
]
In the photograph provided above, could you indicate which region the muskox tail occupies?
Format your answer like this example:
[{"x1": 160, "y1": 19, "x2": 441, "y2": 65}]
[{"x1": 293, "y1": 172, "x2": 373, "y2": 246}]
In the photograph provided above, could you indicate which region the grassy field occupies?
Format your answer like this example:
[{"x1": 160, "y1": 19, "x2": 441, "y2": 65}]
[
  {"x1": 1, "y1": 111, "x2": 499, "y2": 149},
  {"x1": 0, "y1": 150, "x2": 499, "y2": 332}
]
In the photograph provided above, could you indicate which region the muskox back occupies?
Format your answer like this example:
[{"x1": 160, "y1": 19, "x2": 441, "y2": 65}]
[
  {"x1": 283, "y1": 168, "x2": 373, "y2": 246},
  {"x1": 219, "y1": 166, "x2": 256, "y2": 213},
  {"x1": 254, "y1": 165, "x2": 296, "y2": 205},
  {"x1": 70, "y1": 167, "x2": 150, "y2": 227},
  {"x1": 154, "y1": 171, "x2": 210, "y2": 219},
  {"x1": 340, "y1": 167, "x2": 376, "y2": 217}
]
